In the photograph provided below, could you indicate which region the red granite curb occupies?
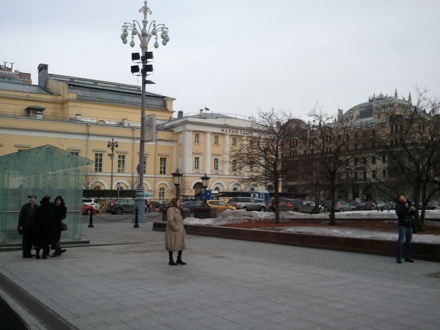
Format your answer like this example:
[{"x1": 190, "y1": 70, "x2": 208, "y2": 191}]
[{"x1": 153, "y1": 222, "x2": 440, "y2": 262}]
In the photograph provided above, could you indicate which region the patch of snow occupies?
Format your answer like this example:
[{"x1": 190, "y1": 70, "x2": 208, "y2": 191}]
[{"x1": 183, "y1": 209, "x2": 440, "y2": 244}]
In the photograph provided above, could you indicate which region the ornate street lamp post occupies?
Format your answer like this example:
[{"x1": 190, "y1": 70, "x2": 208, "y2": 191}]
[
  {"x1": 200, "y1": 173, "x2": 210, "y2": 200},
  {"x1": 172, "y1": 169, "x2": 183, "y2": 198},
  {"x1": 120, "y1": 1, "x2": 170, "y2": 222},
  {"x1": 107, "y1": 138, "x2": 118, "y2": 190}
]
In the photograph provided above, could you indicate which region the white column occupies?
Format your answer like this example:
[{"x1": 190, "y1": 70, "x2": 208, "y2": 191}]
[
  {"x1": 223, "y1": 134, "x2": 229, "y2": 175},
  {"x1": 205, "y1": 132, "x2": 211, "y2": 173},
  {"x1": 182, "y1": 130, "x2": 192, "y2": 173}
]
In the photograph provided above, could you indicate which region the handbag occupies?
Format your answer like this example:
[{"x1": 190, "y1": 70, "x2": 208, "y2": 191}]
[{"x1": 61, "y1": 222, "x2": 67, "y2": 231}]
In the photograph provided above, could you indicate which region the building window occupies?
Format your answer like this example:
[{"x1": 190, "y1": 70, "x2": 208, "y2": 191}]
[
  {"x1": 213, "y1": 158, "x2": 219, "y2": 171},
  {"x1": 382, "y1": 155, "x2": 387, "y2": 163},
  {"x1": 213, "y1": 135, "x2": 219, "y2": 146},
  {"x1": 194, "y1": 156, "x2": 200, "y2": 170},
  {"x1": 372, "y1": 156, "x2": 376, "y2": 165},
  {"x1": 159, "y1": 187, "x2": 165, "y2": 200},
  {"x1": 232, "y1": 159, "x2": 237, "y2": 173},
  {"x1": 232, "y1": 137, "x2": 237, "y2": 147},
  {"x1": 249, "y1": 160, "x2": 254, "y2": 172},
  {"x1": 95, "y1": 153, "x2": 103, "y2": 172},
  {"x1": 194, "y1": 133, "x2": 200, "y2": 145},
  {"x1": 383, "y1": 169, "x2": 387, "y2": 178},
  {"x1": 71, "y1": 152, "x2": 79, "y2": 156},
  {"x1": 117, "y1": 155, "x2": 126, "y2": 173},
  {"x1": 160, "y1": 157, "x2": 167, "y2": 175}
]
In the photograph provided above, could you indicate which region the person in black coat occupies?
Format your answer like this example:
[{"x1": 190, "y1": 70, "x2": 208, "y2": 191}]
[
  {"x1": 18, "y1": 194, "x2": 38, "y2": 258},
  {"x1": 33, "y1": 195, "x2": 55, "y2": 259},
  {"x1": 52, "y1": 195, "x2": 67, "y2": 257},
  {"x1": 395, "y1": 194, "x2": 417, "y2": 263}
]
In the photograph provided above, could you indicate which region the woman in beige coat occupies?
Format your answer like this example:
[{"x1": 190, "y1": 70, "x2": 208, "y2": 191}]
[{"x1": 165, "y1": 198, "x2": 187, "y2": 265}]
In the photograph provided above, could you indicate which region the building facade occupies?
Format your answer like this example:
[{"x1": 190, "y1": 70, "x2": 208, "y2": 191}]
[
  {"x1": 282, "y1": 91, "x2": 416, "y2": 201},
  {"x1": 0, "y1": 63, "x2": 263, "y2": 202}
]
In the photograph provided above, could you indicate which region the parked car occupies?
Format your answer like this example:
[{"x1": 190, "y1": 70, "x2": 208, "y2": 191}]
[
  {"x1": 83, "y1": 198, "x2": 100, "y2": 210},
  {"x1": 228, "y1": 197, "x2": 267, "y2": 211},
  {"x1": 363, "y1": 201, "x2": 376, "y2": 210},
  {"x1": 348, "y1": 200, "x2": 365, "y2": 211},
  {"x1": 374, "y1": 200, "x2": 394, "y2": 211},
  {"x1": 273, "y1": 199, "x2": 290, "y2": 211},
  {"x1": 289, "y1": 199, "x2": 320, "y2": 214},
  {"x1": 82, "y1": 204, "x2": 98, "y2": 215},
  {"x1": 426, "y1": 202, "x2": 440, "y2": 210},
  {"x1": 181, "y1": 200, "x2": 203, "y2": 211},
  {"x1": 206, "y1": 200, "x2": 236, "y2": 211},
  {"x1": 106, "y1": 199, "x2": 136, "y2": 214},
  {"x1": 335, "y1": 201, "x2": 356, "y2": 212},
  {"x1": 323, "y1": 200, "x2": 355, "y2": 212}
]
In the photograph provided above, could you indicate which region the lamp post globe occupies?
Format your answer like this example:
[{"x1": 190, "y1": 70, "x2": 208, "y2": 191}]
[
  {"x1": 200, "y1": 173, "x2": 210, "y2": 200},
  {"x1": 172, "y1": 169, "x2": 183, "y2": 198},
  {"x1": 120, "y1": 1, "x2": 170, "y2": 223}
]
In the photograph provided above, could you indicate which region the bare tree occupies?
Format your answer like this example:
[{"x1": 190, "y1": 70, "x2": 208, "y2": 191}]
[
  {"x1": 306, "y1": 109, "x2": 356, "y2": 224},
  {"x1": 83, "y1": 165, "x2": 98, "y2": 189},
  {"x1": 231, "y1": 108, "x2": 294, "y2": 223},
  {"x1": 373, "y1": 88, "x2": 440, "y2": 229}
]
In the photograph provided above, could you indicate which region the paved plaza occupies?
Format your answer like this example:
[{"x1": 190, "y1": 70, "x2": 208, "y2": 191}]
[{"x1": 1, "y1": 214, "x2": 439, "y2": 329}]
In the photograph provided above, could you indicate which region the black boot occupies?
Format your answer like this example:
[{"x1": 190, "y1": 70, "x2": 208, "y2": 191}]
[
  {"x1": 36, "y1": 248, "x2": 41, "y2": 259},
  {"x1": 168, "y1": 251, "x2": 177, "y2": 266},
  {"x1": 176, "y1": 250, "x2": 186, "y2": 265}
]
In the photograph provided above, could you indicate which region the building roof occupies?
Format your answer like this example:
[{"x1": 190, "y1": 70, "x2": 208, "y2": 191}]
[
  {"x1": 49, "y1": 74, "x2": 170, "y2": 109},
  {"x1": 0, "y1": 79, "x2": 52, "y2": 95}
]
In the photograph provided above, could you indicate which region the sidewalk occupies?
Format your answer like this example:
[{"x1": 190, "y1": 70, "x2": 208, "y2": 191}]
[{"x1": 1, "y1": 216, "x2": 440, "y2": 329}]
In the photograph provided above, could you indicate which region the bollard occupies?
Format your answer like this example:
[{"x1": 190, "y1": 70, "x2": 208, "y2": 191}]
[
  {"x1": 134, "y1": 206, "x2": 139, "y2": 228},
  {"x1": 88, "y1": 209, "x2": 94, "y2": 228}
]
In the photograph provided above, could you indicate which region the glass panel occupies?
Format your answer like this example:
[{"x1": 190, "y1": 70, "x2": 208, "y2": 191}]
[{"x1": 0, "y1": 145, "x2": 91, "y2": 244}]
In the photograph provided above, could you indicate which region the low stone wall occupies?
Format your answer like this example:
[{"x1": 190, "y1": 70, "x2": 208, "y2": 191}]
[{"x1": 153, "y1": 222, "x2": 440, "y2": 262}]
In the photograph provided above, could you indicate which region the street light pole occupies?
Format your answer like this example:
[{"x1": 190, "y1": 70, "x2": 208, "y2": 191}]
[
  {"x1": 172, "y1": 169, "x2": 183, "y2": 198},
  {"x1": 120, "y1": 1, "x2": 170, "y2": 223},
  {"x1": 107, "y1": 138, "x2": 118, "y2": 190},
  {"x1": 201, "y1": 173, "x2": 210, "y2": 200}
]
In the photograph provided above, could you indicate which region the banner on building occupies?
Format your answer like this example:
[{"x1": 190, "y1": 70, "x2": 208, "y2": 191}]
[{"x1": 145, "y1": 115, "x2": 156, "y2": 142}]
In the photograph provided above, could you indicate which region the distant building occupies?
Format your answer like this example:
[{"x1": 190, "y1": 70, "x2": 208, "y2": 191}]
[{"x1": 282, "y1": 90, "x2": 415, "y2": 201}]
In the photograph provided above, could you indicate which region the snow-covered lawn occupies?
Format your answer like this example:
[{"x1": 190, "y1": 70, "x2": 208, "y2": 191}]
[{"x1": 184, "y1": 209, "x2": 440, "y2": 244}]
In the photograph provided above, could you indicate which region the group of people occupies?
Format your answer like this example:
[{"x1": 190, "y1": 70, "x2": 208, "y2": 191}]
[{"x1": 18, "y1": 194, "x2": 67, "y2": 259}]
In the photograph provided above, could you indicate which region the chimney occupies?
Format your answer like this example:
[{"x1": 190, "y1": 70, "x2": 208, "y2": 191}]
[
  {"x1": 38, "y1": 64, "x2": 49, "y2": 88},
  {"x1": 177, "y1": 110, "x2": 183, "y2": 119}
]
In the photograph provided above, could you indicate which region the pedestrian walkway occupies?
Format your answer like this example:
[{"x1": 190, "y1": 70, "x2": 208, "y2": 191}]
[{"x1": 1, "y1": 218, "x2": 439, "y2": 329}]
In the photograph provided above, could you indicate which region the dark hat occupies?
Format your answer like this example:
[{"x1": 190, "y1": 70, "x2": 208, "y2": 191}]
[
  {"x1": 44, "y1": 194, "x2": 51, "y2": 198},
  {"x1": 28, "y1": 194, "x2": 37, "y2": 199}
]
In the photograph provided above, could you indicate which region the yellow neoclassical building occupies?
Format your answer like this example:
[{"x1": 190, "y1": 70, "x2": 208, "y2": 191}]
[{"x1": 0, "y1": 63, "x2": 265, "y2": 202}]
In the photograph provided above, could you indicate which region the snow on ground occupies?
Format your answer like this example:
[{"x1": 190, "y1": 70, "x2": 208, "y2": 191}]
[{"x1": 183, "y1": 209, "x2": 440, "y2": 244}]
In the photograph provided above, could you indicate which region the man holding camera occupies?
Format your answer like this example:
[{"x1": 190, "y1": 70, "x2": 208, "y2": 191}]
[{"x1": 395, "y1": 195, "x2": 416, "y2": 264}]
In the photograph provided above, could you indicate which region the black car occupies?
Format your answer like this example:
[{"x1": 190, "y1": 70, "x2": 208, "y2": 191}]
[{"x1": 106, "y1": 199, "x2": 136, "y2": 214}]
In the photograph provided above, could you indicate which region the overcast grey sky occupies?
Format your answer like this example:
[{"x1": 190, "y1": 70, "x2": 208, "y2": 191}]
[{"x1": 2, "y1": 0, "x2": 439, "y2": 120}]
